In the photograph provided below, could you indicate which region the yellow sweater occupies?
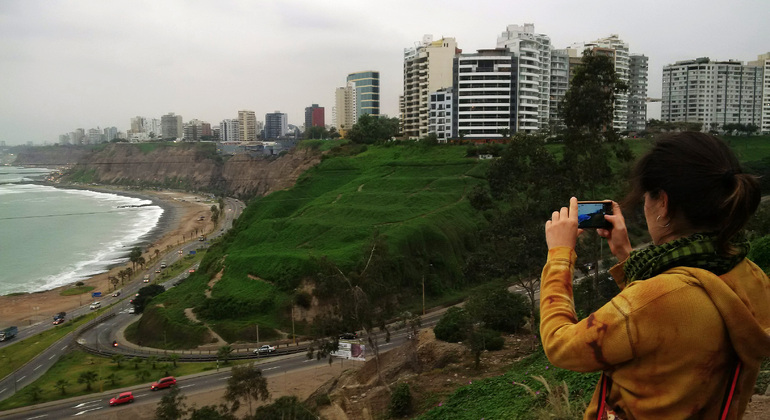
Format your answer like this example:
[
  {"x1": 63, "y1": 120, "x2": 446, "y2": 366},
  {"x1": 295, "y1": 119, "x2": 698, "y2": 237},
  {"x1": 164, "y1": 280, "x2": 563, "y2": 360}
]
[{"x1": 540, "y1": 247, "x2": 770, "y2": 419}]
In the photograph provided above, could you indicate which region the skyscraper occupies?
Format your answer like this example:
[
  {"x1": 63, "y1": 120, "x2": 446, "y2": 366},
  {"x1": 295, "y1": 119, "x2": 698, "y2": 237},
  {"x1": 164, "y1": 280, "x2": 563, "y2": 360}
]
[
  {"x1": 161, "y1": 112, "x2": 183, "y2": 139},
  {"x1": 334, "y1": 84, "x2": 356, "y2": 133},
  {"x1": 238, "y1": 110, "x2": 257, "y2": 142},
  {"x1": 497, "y1": 24, "x2": 552, "y2": 133},
  {"x1": 628, "y1": 54, "x2": 649, "y2": 132},
  {"x1": 265, "y1": 111, "x2": 288, "y2": 139},
  {"x1": 219, "y1": 119, "x2": 240, "y2": 142},
  {"x1": 403, "y1": 35, "x2": 459, "y2": 138},
  {"x1": 346, "y1": 71, "x2": 380, "y2": 119}
]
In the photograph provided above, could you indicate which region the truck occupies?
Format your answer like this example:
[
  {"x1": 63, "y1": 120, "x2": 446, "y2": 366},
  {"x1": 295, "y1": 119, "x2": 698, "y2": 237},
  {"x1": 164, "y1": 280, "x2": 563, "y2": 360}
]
[{"x1": 0, "y1": 326, "x2": 18, "y2": 341}]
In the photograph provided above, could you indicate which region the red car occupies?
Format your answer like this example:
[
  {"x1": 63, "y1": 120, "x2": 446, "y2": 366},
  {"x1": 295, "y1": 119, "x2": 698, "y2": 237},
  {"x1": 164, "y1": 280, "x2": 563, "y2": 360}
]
[
  {"x1": 151, "y1": 376, "x2": 176, "y2": 390},
  {"x1": 109, "y1": 391, "x2": 134, "y2": 406}
]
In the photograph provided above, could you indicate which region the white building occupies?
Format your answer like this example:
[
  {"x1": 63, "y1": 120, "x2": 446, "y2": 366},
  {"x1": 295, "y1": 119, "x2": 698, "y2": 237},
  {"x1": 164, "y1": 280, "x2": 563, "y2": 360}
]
[
  {"x1": 662, "y1": 57, "x2": 764, "y2": 131},
  {"x1": 334, "y1": 84, "x2": 357, "y2": 133},
  {"x1": 428, "y1": 88, "x2": 454, "y2": 142},
  {"x1": 402, "y1": 35, "x2": 459, "y2": 138},
  {"x1": 454, "y1": 48, "x2": 517, "y2": 139},
  {"x1": 220, "y1": 119, "x2": 240, "y2": 142},
  {"x1": 496, "y1": 24, "x2": 552, "y2": 133}
]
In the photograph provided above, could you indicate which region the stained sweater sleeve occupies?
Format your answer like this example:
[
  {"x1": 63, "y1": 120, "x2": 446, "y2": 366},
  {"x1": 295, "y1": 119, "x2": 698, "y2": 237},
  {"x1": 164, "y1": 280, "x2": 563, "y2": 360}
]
[{"x1": 540, "y1": 247, "x2": 635, "y2": 372}]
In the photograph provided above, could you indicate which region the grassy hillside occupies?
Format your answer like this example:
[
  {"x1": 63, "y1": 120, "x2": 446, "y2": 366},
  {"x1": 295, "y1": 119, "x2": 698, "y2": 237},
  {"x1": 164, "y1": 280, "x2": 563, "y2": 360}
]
[{"x1": 142, "y1": 143, "x2": 490, "y2": 346}]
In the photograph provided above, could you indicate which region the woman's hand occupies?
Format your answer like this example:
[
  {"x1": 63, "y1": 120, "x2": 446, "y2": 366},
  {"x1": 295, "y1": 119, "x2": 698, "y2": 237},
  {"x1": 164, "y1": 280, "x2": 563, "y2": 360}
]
[
  {"x1": 596, "y1": 201, "x2": 632, "y2": 262},
  {"x1": 545, "y1": 197, "x2": 580, "y2": 250}
]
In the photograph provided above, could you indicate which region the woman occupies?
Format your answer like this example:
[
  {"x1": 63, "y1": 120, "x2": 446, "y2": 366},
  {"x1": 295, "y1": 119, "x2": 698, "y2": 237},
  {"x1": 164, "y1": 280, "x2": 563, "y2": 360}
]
[{"x1": 541, "y1": 132, "x2": 770, "y2": 419}]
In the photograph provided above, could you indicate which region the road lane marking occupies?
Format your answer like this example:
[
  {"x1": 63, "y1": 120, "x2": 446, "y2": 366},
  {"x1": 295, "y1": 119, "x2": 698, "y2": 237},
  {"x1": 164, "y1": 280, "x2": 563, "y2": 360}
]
[
  {"x1": 262, "y1": 366, "x2": 281, "y2": 371},
  {"x1": 74, "y1": 407, "x2": 103, "y2": 416},
  {"x1": 74, "y1": 400, "x2": 101, "y2": 408},
  {"x1": 16, "y1": 376, "x2": 26, "y2": 382},
  {"x1": 26, "y1": 415, "x2": 48, "y2": 419},
  {"x1": 0, "y1": 388, "x2": 6, "y2": 394},
  {"x1": 61, "y1": 346, "x2": 67, "y2": 351},
  {"x1": 179, "y1": 385, "x2": 194, "y2": 389},
  {"x1": 49, "y1": 355, "x2": 56, "y2": 360},
  {"x1": 135, "y1": 393, "x2": 148, "y2": 397},
  {"x1": 33, "y1": 365, "x2": 42, "y2": 371}
]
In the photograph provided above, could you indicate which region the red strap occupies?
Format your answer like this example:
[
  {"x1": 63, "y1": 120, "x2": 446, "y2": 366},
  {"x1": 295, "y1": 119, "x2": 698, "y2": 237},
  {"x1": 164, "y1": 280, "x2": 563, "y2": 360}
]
[
  {"x1": 720, "y1": 361, "x2": 742, "y2": 420},
  {"x1": 596, "y1": 373, "x2": 611, "y2": 420}
]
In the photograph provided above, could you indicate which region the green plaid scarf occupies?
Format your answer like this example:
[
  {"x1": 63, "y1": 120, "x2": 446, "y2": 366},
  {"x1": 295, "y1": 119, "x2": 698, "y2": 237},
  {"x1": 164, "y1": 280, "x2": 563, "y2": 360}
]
[{"x1": 623, "y1": 233, "x2": 749, "y2": 282}]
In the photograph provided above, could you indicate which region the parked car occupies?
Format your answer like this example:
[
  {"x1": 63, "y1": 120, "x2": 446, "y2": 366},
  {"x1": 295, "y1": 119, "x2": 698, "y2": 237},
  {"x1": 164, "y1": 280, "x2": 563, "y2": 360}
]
[
  {"x1": 151, "y1": 376, "x2": 176, "y2": 391},
  {"x1": 254, "y1": 345, "x2": 276, "y2": 354},
  {"x1": 109, "y1": 391, "x2": 134, "y2": 406},
  {"x1": 89, "y1": 301, "x2": 101, "y2": 310}
]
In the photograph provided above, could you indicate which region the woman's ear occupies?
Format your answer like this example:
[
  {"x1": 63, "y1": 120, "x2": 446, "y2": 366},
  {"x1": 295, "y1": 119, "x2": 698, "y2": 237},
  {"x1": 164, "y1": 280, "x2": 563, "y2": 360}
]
[{"x1": 658, "y1": 190, "x2": 670, "y2": 216}]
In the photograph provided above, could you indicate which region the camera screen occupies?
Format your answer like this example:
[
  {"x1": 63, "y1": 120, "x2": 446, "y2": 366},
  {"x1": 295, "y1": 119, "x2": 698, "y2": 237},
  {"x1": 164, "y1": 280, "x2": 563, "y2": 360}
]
[{"x1": 577, "y1": 202, "x2": 611, "y2": 229}]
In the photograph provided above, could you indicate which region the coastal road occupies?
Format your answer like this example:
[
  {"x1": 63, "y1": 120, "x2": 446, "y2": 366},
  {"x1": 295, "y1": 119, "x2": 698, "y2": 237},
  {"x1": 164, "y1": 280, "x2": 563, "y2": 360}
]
[{"x1": 0, "y1": 326, "x2": 422, "y2": 420}]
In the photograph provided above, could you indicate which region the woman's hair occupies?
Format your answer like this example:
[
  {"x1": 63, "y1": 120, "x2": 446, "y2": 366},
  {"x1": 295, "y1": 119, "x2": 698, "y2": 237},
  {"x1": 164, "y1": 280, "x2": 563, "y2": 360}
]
[{"x1": 625, "y1": 132, "x2": 760, "y2": 255}]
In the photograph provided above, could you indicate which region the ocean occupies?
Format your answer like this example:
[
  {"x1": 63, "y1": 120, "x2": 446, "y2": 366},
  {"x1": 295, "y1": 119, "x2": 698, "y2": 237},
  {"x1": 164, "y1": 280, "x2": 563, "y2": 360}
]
[{"x1": 0, "y1": 167, "x2": 163, "y2": 295}]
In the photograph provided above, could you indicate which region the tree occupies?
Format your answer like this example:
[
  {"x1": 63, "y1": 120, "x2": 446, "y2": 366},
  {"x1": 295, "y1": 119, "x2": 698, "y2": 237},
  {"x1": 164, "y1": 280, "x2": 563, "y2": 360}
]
[
  {"x1": 155, "y1": 385, "x2": 188, "y2": 420},
  {"x1": 466, "y1": 326, "x2": 504, "y2": 369},
  {"x1": 465, "y1": 287, "x2": 529, "y2": 334},
  {"x1": 54, "y1": 379, "x2": 70, "y2": 396},
  {"x1": 305, "y1": 125, "x2": 329, "y2": 140},
  {"x1": 106, "y1": 372, "x2": 120, "y2": 386},
  {"x1": 328, "y1": 126, "x2": 341, "y2": 139},
  {"x1": 125, "y1": 267, "x2": 133, "y2": 281},
  {"x1": 189, "y1": 405, "x2": 237, "y2": 420},
  {"x1": 389, "y1": 383, "x2": 413, "y2": 417},
  {"x1": 168, "y1": 353, "x2": 180, "y2": 368},
  {"x1": 78, "y1": 370, "x2": 99, "y2": 391},
  {"x1": 224, "y1": 363, "x2": 270, "y2": 413},
  {"x1": 254, "y1": 396, "x2": 319, "y2": 420},
  {"x1": 109, "y1": 276, "x2": 119, "y2": 291},
  {"x1": 111, "y1": 353, "x2": 125, "y2": 369},
  {"x1": 434, "y1": 307, "x2": 472, "y2": 343},
  {"x1": 346, "y1": 114, "x2": 399, "y2": 144},
  {"x1": 129, "y1": 246, "x2": 143, "y2": 272},
  {"x1": 136, "y1": 369, "x2": 151, "y2": 382},
  {"x1": 217, "y1": 345, "x2": 233, "y2": 365},
  {"x1": 134, "y1": 284, "x2": 166, "y2": 313},
  {"x1": 137, "y1": 256, "x2": 146, "y2": 270},
  {"x1": 154, "y1": 248, "x2": 161, "y2": 261},
  {"x1": 26, "y1": 385, "x2": 43, "y2": 402},
  {"x1": 146, "y1": 355, "x2": 160, "y2": 370}
]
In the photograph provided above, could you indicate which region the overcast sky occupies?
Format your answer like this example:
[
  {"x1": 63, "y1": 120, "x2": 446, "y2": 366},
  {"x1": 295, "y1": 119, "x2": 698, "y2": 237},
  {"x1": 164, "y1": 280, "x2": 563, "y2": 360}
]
[{"x1": 1, "y1": 0, "x2": 768, "y2": 145}]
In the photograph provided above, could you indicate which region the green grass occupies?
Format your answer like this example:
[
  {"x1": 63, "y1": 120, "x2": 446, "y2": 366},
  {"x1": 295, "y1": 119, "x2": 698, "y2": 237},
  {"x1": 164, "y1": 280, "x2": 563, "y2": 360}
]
[
  {"x1": 0, "y1": 350, "x2": 224, "y2": 410},
  {"x1": 0, "y1": 313, "x2": 99, "y2": 380},
  {"x1": 139, "y1": 144, "x2": 489, "y2": 346},
  {"x1": 59, "y1": 286, "x2": 95, "y2": 296},
  {"x1": 417, "y1": 349, "x2": 599, "y2": 419}
]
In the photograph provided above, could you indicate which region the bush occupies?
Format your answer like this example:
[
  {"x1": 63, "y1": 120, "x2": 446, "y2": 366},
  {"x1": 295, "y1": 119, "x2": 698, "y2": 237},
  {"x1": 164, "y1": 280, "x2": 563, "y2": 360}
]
[
  {"x1": 389, "y1": 383, "x2": 412, "y2": 418},
  {"x1": 465, "y1": 287, "x2": 529, "y2": 333},
  {"x1": 748, "y1": 235, "x2": 770, "y2": 272},
  {"x1": 434, "y1": 307, "x2": 471, "y2": 343},
  {"x1": 253, "y1": 396, "x2": 318, "y2": 420}
]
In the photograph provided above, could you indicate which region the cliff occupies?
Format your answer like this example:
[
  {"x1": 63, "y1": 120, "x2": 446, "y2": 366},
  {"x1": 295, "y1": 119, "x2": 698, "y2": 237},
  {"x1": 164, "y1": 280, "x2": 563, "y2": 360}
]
[{"x1": 14, "y1": 143, "x2": 322, "y2": 198}]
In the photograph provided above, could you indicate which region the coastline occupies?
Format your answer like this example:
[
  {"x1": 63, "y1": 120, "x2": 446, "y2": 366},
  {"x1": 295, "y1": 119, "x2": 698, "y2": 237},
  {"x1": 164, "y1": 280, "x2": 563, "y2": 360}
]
[{"x1": 0, "y1": 185, "x2": 216, "y2": 327}]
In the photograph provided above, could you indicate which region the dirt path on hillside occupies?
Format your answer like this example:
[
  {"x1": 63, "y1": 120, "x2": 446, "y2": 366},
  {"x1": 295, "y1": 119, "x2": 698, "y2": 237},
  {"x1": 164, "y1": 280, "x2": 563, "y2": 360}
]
[{"x1": 183, "y1": 307, "x2": 227, "y2": 347}]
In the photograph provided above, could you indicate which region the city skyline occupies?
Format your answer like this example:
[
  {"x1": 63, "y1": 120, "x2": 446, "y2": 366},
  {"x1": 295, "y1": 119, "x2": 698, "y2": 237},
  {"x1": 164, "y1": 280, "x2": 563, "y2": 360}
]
[{"x1": 1, "y1": 0, "x2": 768, "y2": 145}]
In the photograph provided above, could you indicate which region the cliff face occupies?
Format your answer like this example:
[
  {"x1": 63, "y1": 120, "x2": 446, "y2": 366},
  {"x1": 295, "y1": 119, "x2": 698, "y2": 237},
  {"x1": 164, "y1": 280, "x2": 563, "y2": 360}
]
[{"x1": 16, "y1": 143, "x2": 322, "y2": 198}]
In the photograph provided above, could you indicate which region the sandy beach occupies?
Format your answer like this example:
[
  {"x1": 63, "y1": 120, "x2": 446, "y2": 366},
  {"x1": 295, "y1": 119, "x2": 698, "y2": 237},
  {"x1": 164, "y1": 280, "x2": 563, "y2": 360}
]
[{"x1": 0, "y1": 187, "x2": 218, "y2": 327}]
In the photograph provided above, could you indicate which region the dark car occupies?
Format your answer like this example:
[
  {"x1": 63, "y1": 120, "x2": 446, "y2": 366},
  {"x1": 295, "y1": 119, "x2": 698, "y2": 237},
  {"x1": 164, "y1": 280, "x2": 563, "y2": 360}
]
[
  {"x1": 339, "y1": 332, "x2": 358, "y2": 340},
  {"x1": 109, "y1": 391, "x2": 134, "y2": 406},
  {"x1": 52, "y1": 312, "x2": 66, "y2": 325},
  {"x1": 151, "y1": 376, "x2": 176, "y2": 391}
]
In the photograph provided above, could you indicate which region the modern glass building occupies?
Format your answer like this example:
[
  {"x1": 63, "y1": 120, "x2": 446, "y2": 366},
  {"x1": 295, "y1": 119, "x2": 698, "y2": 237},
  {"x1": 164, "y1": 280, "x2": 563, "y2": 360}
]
[{"x1": 346, "y1": 71, "x2": 380, "y2": 119}]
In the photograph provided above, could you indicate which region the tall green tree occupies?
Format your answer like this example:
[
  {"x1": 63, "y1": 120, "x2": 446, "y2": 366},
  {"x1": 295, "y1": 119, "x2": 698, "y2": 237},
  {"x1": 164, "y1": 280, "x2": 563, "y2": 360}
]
[
  {"x1": 129, "y1": 247, "x2": 143, "y2": 272},
  {"x1": 224, "y1": 363, "x2": 270, "y2": 414},
  {"x1": 78, "y1": 370, "x2": 99, "y2": 391},
  {"x1": 155, "y1": 385, "x2": 188, "y2": 420},
  {"x1": 54, "y1": 379, "x2": 70, "y2": 396},
  {"x1": 346, "y1": 114, "x2": 399, "y2": 144},
  {"x1": 217, "y1": 345, "x2": 233, "y2": 365}
]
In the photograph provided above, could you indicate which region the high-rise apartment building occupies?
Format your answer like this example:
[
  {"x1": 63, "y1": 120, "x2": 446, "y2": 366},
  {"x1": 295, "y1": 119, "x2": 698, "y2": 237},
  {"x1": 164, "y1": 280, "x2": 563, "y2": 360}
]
[
  {"x1": 662, "y1": 57, "x2": 764, "y2": 131},
  {"x1": 219, "y1": 119, "x2": 240, "y2": 142},
  {"x1": 497, "y1": 24, "x2": 552, "y2": 133},
  {"x1": 428, "y1": 88, "x2": 454, "y2": 141},
  {"x1": 304, "y1": 104, "x2": 325, "y2": 129},
  {"x1": 749, "y1": 53, "x2": 770, "y2": 134},
  {"x1": 238, "y1": 110, "x2": 257, "y2": 142},
  {"x1": 346, "y1": 71, "x2": 380, "y2": 119},
  {"x1": 549, "y1": 49, "x2": 570, "y2": 128},
  {"x1": 628, "y1": 54, "x2": 649, "y2": 132},
  {"x1": 265, "y1": 111, "x2": 288, "y2": 139},
  {"x1": 161, "y1": 113, "x2": 183, "y2": 139},
  {"x1": 453, "y1": 49, "x2": 517, "y2": 139},
  {"x1": 402, "y1": 35, "x2": 459, "y2": 138},
  {"x1": 334, "y1": 84, "x2": 356, "y2": 132},
  {"x1": 103, "y1": 127, "x2": 118, "y2": 142}
]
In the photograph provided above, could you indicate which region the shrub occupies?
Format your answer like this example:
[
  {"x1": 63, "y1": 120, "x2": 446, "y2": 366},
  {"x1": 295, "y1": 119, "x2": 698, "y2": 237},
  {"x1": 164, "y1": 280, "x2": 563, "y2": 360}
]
[
  {"x1": 465, "y1": 287, "x2": 529, "y2": 334},
  {"x1": 389, "y1": 383, "x2": 412, "y2": 418},
  {"x1": 748, "y1": 235, "x2": 770, "y2": 272},
  {"x1": 434, "y1": 307, "x2": 471, "y2": 343}
]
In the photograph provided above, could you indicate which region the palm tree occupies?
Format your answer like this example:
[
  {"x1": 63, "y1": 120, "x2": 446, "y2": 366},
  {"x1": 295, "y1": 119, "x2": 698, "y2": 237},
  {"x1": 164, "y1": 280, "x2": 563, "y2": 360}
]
[
  {"x1": 78, "y1": 370, "x2": 99, "y2": 391},
  {"x1": 146, "y1": 355, "x2": 160, "y2": 370},
  {"x1": 137, "y1": 256, "x2": 146, "y2": 270},
  {"x1": 168, "y1": 353, "x2": 180, "y2": 368},
  {"x1": 154, "y1": 249, "x2": 160, "y2": 261},
  {"x1": 111, "y1": 354, "x2": 125, "y2": 369},
  {"x1": 129, "y1": 246, "x2": 142, "y2": 272},
  {"x1": 109, "y1": 276, "x2": 119, "y2": 291},
  {"x1": 125, "y1": 267, "x2": 133, "y2": 281},
  {"x1": 117, "y1": 269, "x2": 126, "y2": 285},
  {"x1": 217, "y1": 345, "x2": 233, "y2": 365},
  {"x1": 106, "y1": 373, "x2": 120, "y2": 386},
  {"x1": 136, "y1": 369, "x2": 151, "y2": 383},
  {"x1": 54, "y1": 379, "x2": 70, "y2": 395},
  {"x1": 26, "y1": 385, "x2": 43, "y2": 402}
]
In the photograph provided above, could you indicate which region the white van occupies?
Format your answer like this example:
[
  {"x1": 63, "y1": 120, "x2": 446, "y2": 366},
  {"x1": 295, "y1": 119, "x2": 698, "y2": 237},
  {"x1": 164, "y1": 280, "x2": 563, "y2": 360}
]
[{"x1": 90, "y1": 301, "x2": 101, "y2": 310}]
